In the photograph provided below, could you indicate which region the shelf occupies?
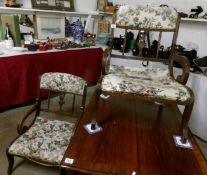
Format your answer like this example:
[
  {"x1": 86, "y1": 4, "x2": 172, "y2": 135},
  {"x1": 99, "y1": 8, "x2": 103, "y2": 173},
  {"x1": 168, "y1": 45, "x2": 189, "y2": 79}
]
[
  {"x1": 0, "y1": 7, "x2": 112, "y2": 17},
  {"x1": 181, "y1": 17, "x2": 207, "y2": 23}
]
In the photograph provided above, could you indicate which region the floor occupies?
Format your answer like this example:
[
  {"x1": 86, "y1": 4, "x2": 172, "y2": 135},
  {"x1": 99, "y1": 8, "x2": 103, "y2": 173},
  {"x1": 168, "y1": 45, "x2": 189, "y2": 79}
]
[{"x1": 0, "y1": 86, "x2": 206, "y2": 175}]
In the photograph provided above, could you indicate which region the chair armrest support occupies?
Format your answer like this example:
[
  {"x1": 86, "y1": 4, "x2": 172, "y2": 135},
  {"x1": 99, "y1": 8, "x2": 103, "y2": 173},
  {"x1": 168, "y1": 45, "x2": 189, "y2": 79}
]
[
  {"x1": 170, "y1": 54, "x2": 190, "y2": 85},
  {"x1": 17, "y1": 101, "x2": 41, "y2": 135},
  {"x1": 102, "y1": 47, "x2": 112, "y2": 75}
]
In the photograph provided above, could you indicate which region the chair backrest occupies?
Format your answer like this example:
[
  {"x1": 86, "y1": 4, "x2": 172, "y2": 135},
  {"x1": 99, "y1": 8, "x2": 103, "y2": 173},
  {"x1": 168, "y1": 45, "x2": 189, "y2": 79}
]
[
  {"x1": 37, "y1": 72, "x2": 87, "y2": 115},
  {"x1": 40, "y1": 72, "x2": 87, "y2": 95},
  {"x1": 116, "y1": 5, "x2": 178, "y2": 30},
  {"x1": 109, "y1": 5, "x2": 181, "y2": 66}
]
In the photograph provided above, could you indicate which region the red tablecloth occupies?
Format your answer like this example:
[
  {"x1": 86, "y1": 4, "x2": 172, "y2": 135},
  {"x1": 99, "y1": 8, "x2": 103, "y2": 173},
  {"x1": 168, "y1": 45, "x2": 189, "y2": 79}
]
[{"x1": 0, "y1": 48, "x2": 103, "y2": 109}]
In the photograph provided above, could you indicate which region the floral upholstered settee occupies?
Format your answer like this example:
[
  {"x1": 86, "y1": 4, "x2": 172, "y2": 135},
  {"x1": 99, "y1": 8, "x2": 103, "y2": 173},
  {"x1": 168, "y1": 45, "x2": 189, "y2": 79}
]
[{"x1": 96, "y1": 4, "x2": 194, "y2": 145}]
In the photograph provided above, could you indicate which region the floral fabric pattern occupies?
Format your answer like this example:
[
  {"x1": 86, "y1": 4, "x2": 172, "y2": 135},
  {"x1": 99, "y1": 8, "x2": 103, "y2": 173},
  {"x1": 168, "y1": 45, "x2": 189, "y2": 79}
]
[
  {"x1": 102, "y1": 64, "x2": 191, "y2": 102},
  {"x1": 109, "y1": 64, "x2": 170, "y2": 81},
  {"x1": 9, "y1": 117, "x2": 75, "y2": 165},
  {"x1": 40, "y1": 72, "x2": 87, "y2": 95},
  {"x1": 116, "y1": 5, "x2": 178, "y2": 29}
]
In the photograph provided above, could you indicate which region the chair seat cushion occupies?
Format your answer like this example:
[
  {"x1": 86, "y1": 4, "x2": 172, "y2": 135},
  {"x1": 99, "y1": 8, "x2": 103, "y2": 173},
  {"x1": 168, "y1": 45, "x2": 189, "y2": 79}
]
[
  {"x1": 8, "y1": 117, "x2": 75, "y2": 165},
  {"x1": 109, "y1": 64, "x2": 170, "y2": 80},
  {"x1": 101, "y1": 74, "x2": 191, "y2": 102}
]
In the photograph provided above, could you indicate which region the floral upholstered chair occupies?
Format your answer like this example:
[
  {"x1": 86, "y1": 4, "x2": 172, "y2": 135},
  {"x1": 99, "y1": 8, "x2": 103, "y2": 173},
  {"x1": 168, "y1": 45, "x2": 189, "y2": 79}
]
[
  {"x1": 94, "y1": 5, "x2": 194, "y2": 144},
  {"x1": 6, "y1": 72, "x2": 87, "y2": 174}
]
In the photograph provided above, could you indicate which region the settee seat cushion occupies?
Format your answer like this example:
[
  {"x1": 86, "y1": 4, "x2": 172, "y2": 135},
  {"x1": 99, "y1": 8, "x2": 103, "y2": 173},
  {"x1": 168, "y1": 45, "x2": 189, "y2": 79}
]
[
  {"x1": 8, "y1": 117, "x2": 75, "y2": 165},
  {"x1": 101, "y1": 73, "x2": 191, "y2": 102}
]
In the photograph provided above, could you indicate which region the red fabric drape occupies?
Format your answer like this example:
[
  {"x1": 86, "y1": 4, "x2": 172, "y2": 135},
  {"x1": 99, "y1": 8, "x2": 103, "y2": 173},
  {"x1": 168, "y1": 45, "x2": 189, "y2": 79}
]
[{"x1": 0, "y1": 48, "x2": 103, "y2": 108}]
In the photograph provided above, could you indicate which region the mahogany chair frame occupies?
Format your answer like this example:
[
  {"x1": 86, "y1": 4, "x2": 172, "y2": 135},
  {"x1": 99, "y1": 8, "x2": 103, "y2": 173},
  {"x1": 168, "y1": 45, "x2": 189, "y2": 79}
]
[
  {"x1": 6, "y1": 74, "x2": 87, "y2": 175},
  {"x1": 93, "y1": 8, "x2": 194, "y2": 144}
]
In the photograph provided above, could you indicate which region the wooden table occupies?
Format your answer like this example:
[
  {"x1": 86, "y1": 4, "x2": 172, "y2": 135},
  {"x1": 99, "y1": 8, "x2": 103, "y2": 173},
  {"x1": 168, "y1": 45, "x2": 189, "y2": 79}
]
[{"x1": 60, "y1": 91, "x2": 207, "y2": 175}]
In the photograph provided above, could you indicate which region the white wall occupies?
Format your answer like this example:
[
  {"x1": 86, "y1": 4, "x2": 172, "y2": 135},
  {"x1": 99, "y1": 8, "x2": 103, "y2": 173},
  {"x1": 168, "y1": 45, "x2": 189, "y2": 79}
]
[
  {"x1": 18, "y1": 0, "x2": 207, "y2": 57},
  {"x1": 110, "y1": 0, "x2": 207, "y2": 57}
]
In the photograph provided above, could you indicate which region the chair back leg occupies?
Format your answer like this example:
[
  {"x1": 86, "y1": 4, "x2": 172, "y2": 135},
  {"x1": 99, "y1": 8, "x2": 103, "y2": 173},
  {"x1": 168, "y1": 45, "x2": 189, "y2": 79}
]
[
  {"x1": 181, "y1": 101, "x2": 194, "y2": 143},
  {"x1": 80, "y1": 85, "x2": 87, "y2": 112}
]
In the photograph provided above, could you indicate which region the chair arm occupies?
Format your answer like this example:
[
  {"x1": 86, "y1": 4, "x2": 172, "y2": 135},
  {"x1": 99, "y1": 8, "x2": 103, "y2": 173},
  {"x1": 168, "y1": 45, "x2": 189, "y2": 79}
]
[
  {"x1": 102, "y1": 47, "x2": 112, "y2": 75},
  {"x1": 17, "y1": 101, "x2": 40, "y2": 135},
  {"x1": 170, "y1": 54, "x2": 190, "y2": 85}
]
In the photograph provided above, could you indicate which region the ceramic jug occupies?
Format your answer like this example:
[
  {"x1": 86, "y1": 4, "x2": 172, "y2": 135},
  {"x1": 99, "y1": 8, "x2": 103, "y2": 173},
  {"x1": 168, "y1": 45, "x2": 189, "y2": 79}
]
[{"x1": 72, "y1": 19, "x2": 84, "y2": 43}]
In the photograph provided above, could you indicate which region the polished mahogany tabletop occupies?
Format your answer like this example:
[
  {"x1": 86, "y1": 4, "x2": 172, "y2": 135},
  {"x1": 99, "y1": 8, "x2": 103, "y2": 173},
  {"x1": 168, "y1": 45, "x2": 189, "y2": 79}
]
[{"x1": 60, "y1": 91, "x2": 207, "y2": 175}]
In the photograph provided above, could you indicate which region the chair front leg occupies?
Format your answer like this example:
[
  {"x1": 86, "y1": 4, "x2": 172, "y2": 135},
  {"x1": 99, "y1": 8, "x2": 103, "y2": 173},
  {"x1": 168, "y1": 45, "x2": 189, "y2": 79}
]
[
  {"x1": 6, "y1": 148, "x2": 14, "y2": 175},
  {"x1": 80, "y1": 85, "x2": 87, "y2": 113},
  {"x1": 180, "y1": 100, "x2": 194, "y2": 143},
  {"x1": 90, "y1": 87, "x2": 102, "y2": 130}
]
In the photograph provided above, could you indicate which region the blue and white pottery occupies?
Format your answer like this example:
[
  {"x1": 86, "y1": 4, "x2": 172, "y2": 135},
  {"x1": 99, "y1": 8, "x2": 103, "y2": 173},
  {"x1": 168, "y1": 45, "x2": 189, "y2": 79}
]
[{"x1": 72, "y1": 19, "x2": 84, "y2": 43}]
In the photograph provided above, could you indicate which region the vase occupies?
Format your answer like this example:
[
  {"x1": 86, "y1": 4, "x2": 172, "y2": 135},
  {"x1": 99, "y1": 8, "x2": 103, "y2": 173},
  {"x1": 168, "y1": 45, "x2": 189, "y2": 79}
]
[{"x1": 72, "y1": 19, "x2": 84, "y2": 43}]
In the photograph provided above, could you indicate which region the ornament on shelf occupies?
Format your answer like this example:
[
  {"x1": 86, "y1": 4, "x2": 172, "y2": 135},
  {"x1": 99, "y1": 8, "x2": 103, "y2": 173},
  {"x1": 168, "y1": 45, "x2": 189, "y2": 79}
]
[
  {"x1": 5, "y1": 0, "x2": 21, "y2": 7},
  {"x1": 97, "y1": 16, "x2": 110, "y2": 35},
  {"x1": 72, "y1": 19, "x2": 84, "y2": 43},
  {"x1": 83, "y1": 32, "x2": 96, "y2": 46},
  {"x1": 19, "y1": 15, "x2": 33, "y2": 27},
  {"x1": 4, "y1": 23, "x2": 14, "y2": 49}
]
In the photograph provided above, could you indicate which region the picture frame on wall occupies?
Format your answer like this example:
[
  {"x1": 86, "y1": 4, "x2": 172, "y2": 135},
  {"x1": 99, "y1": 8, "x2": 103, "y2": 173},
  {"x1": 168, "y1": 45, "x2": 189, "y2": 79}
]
[
  {"x1": 31, "y1": 0, "x2": 74, "y2": 11},
  {"x1": 35, "y1": 13, "x2": 65, "y2": 39},
  {"x1": 97, "y1": 0, "x2": 107, "y2": 12}
]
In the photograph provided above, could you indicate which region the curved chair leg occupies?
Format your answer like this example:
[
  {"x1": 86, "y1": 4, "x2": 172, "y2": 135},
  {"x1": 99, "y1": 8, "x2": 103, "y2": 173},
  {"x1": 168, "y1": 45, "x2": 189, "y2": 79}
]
[
  {"x1": 6, "y1": 148, "x2": 14, "y2": 175},
  {"x1": 180, "y1": 100, "x2": 194, "y2": 143},
  {"x1": 80, "y1": 85, "x2": 87, "y2": 113}
]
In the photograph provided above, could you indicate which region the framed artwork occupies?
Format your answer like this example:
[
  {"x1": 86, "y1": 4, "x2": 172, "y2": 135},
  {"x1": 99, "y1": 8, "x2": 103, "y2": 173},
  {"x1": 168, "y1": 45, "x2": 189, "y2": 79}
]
[
  {"x1": 0, "y1": 0, "x2": 4, "y2": 6},
  {"x1": 31, "y1": 0, "x2": 74, "y2": 11},
  {"x1": 35, "y1": 13, "x2": 65, "y2": 39},
  {"x1": 97, "y1": 0, "x2": 107, "y2": 11}
]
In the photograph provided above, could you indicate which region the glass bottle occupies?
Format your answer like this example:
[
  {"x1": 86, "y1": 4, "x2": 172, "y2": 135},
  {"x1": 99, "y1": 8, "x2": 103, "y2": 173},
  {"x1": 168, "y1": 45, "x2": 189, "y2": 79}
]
[
  {"x1": 4, "y1": 23, "x2": 14, "y2": 49},
  {"x1": 5, "y1": 23, "x2": 13, "y2": 40}
]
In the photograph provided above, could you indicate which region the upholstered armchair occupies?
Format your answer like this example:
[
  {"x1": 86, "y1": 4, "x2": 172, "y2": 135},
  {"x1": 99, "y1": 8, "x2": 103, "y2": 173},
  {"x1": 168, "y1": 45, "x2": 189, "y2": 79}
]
[
  {"x1": 6, "y1": 72, "x2": 87, "y2": 174},
  {"x1": 93, "y1": 5, "x2": 194, "y2": 145}
]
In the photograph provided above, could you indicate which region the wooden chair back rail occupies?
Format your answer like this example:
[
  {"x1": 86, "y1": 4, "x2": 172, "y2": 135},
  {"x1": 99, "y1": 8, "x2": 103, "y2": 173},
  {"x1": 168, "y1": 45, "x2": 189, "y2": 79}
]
[
  {"x1": 112, "y1": 13, "x2": 182, "y2": 62},
  {"x1": 156, "y1": 31, "x2": 162, "y2": 58},
  {"x1": 111, "y1": 12, "x2": 180, "y2": 59}
]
